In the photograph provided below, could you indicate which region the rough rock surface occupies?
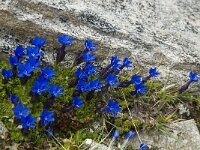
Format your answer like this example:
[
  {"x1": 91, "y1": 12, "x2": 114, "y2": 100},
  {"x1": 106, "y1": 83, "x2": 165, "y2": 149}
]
[
  {"x1": 1, "y1": 0, "x2": 200, "y2": 84},
  {"x1": 0, "y1": 121, "x2": 8, "y2": 139},
  {"x1": 130, "y1": 119, "x2": 200, "y2": 150}
]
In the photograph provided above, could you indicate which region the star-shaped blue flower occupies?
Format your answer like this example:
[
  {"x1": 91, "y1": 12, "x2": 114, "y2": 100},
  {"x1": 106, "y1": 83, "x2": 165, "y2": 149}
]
[
  {"x1": 130, "y1": 74, "x2": 142, "y2": 85},
  {"x1": 140, "y1": 143, "x2": 148, "y2": 150},
  {"x1": 189, "y1": 71, "x2": 198, "y2": 82},
  {"x1": 12, "y1": 102, "x2": 30, "y2": 119},
  {"x1": 49, "y1": 84, "x2": 64, "y2": 98},
  {"x1": 85, "y1": 64, "x2": 97, "y2": 76},
  {"x1": 105, "y1": 99, "x2": 122, "y2": 118},
  {"x1": 31, "y1": 79, "x2": 49, "y2": 95},
  {"x1": 10, "y1": 95, "x2": 19, "y2": 105},
  {"x1": 40, "y1": 109, "x2": 55, "y2": 126},
  {"x1": 14, "y1": 45, "x2": 24, "y2": 58},
  {"x1": 9, "y1": 56, "x2": 19, "y2": 66},
  {"x1": 125, "y1": 130, "x2": 135, "y2": 139},
  {"x1": 75, "y1": 67, "x2": 88, "y2": 79},
  {"x1": 111, "y1": 56, "x2": 122, "y2": 71},
  {"x1": 58, "y1": 34, "x2": 74, "y2": 46},
  {"x1": 31, "y1": 36, "x2": 46, "y2": 48},
  {"x1": 17, "y1": 62, "x2": 34, "y2": 77},
  {"x1": 28, "y1": 57, "x2": 41, "y2": 70},
  {"x1": 85, "y1": 40, "x2": 96, "y2": 51},
  {"x1": 149, "y1": 67, "x2": 160, "y2": 77},
  {"x1": 72, "y1": 96, "x2": 84, "y2": 108},
  {"x1": 134, "y1": 83, "x2": 147, "y2": 95},
  {"x1": 26, "y1": 46, "x2": 43, "y2": 59},
  {"x1": 88, "y1": 79, "x2": 103, "y2": 91},
  {"x1": 82, "y1": 53, "x2": 96, "y2": 63},
  {"x1": 77, "y1": 80, "x2": 89, "y2": 93},
  {"x1": 106, "y1": 74, "x2": 120, "y2": 88},
  {"x1": 41, "y1": 66, "x2": 56, "y2": 79},
  {"x1": 21, "y1": 114, "x2": 37, "y2": 129},
  {"x1": 1, "y1": 69, "x2": 13, "y2": 80},
  {"x1": 123, "y1": 57, "x2": 133, "y2": 68}
]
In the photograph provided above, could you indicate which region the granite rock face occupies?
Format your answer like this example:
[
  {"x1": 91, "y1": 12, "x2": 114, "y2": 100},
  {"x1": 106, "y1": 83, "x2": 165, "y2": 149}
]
[{"x1": 0, "y1": 0, "x2": 200, "y2": 83}]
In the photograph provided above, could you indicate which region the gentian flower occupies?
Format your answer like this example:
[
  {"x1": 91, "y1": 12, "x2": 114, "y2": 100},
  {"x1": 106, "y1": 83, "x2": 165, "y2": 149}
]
[
  {"x1": 41, "y1": 66, "x2": 56, "y2": 79},
  {"x1": 26, "y1": 46, "x2": 43, "y2": 59},
  {"x1": 85, "y1": 64, "x2": 97, "y2": 76},
  {"x1": 31, "y1": 36, "x2": 46, "y2": 48},
  {"x1": 130, "y1": 74, "x2": 142, "y2": 85},
  {"x1": 28, "y1": 57, "x2": 41, "y2": 70},
  {"x1": 49, "y1": 84, "x2": 64, "y2": 98},
  {"x1": 31, "y1": 79, "x2": 49, "y2": 95},
  {"x1": 40, "y1": 109, "x2": 55, "y2": 126},
  {"x1": 58, "y1": 34, "x2": 74, "y2": 46},
  {"x1": 1, "y1": 69, "x2": 13, "y2": 80},
  {"x1": 121, "y1": 130, "x2": 136, "y2": 149},
  {"x1": 108, "y1": 130, "x2": 120, "y2": 150},
  {"x1": 140, "y1": 143, "x2": 148, "y2": 150},
  {"x1": 12, "y1": 102, "x2": 30, "y2": 119},
  {"x1": 72, "y1": 96, "x2": 84, "y2": 108},
  {"x1": 106, "y1": 74, "x2": 120, "y2": 88},
  {"x1": 17, "y1": 62, "x2": 34, "y2": 77},
  {"x1": 9, "y1": 56, "x2": 19, "y2": 66},
  {"x1": 134, "y1": 83, "x2": 147, "y2": 96},
  {"x1": 149, "y1": 67, "x2": 160, "y2": 77},
  {"x1": 14, "y1": 45, "x2": 24, "y2": 58},
  {"x1": 88, "y1": 79, "x2": 103, "y2": 91},
  {"x1": 179, "y1": 71, "x2": 199, "y2": 93},
  {"x1": 85, "y1": 40, "x2": 96, "y2": 51},
  {"x1": 82, "y1": 53, "x2": 96, "y2": 63},
  {"x1": 21, "y1": 114, "x2": 37, "y2": 129},
  {"x1": 189, "y1": 71, "x2": 199, "y2": 82},
  {"x1": 105, "y1": 99, "x2": 121, "y2": 118},
  {"x1": 10, "y1": 95, "x2": 19, "y2": 105},
  {"x1": 77, "y1": 80, "x2": 88, "y2": 93},
  {"x1": 111, "y1": 56, "x2": 120, "y2": 65},
  {"x1": 123, "y1": 57, "x2": 133, "y2": 68},
  {"x1": 75, "y1": 67, "x2": 88, "y2": 79}
]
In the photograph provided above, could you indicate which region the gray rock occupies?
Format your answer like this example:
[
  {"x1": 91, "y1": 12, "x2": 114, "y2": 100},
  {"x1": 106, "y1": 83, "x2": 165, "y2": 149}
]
[
  {"x1": 1, "y1": 0, "x2": 200, "y2": 84},
  {"x1": 129, "y1": 119, "x2": 200, "y2": 150},
  {"x1": 0, "y1": 121, "x2": 8, "y2": 139}
]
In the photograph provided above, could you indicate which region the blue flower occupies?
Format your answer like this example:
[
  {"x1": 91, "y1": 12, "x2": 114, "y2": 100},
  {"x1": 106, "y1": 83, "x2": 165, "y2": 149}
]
[
  {"x1": 140, "y1": 143, "x2": 148, "y2": 150},
  {"x1": 111, "y1": 56, "x2": 122, "y2": 71},
  {"x1": 149, "y1": 67, "x2": 159, "y2": 77},
  {"x1": 32, "y1": 79, "x2": 49, "y2": 95},
  {"x1": 49, "y1": 84, "x2": 64, "y2": 98},
  {"x1": 189, "y1": 72, "x2": 198, "y2": 82},
  {"x1": 40, "y1": 109, "x2": 55, "y2": 126},
  {"x1": 88, "y1": 79, "x2": 103, "y2": 91},
  {"x1": 112, "y1": 130, "x2": 120, "y2": 139},
  {"x1": 10, "y1": 95, "x2": 19, "y2": 104},
  {"x1": 31, "y1": 36, "x2": 46, "y2": 47},
  {"x1": 85, "y1": 40, "x2": 96, "y2": 51},
  {"x1": 125, "y1": 130, "x2": 135, "y2": 139},
  {"x1": 85, "y1": 64, "x2": 97, "y2": 76},
  {"x1": 17, "y1": 62, "x2": 34, "y2": 77},
  {"x1": 134, "y1": 83, "x2": 147, "y2": 95},
  {"x1": 123, "y1": 57, "x2": 133, "y2": 67},
  {"x1": 72, "y1": 96, "x2": 84, "y2": 108},
  {"x1": 26, "y1": 46, "x2": 43, "y2": 59},
  {"x1": 21, "y1": 114, "x2": 37, "y2": 129},
  {"x1": 105, "y1": 99, "x2": 121, "y2": 118},
  {"x1": 82, "y1": 53, "x2": 96, "y2": 63},
  {"x1": 1, "y1": 69, "x2": 13, "y2": 79},
  {"x1": 106, "y1": 74, "x2": 120, "y2": 88},
  {"x1": 9, "y1": 56, "x2": 19, "y2": 66},
  {"x1": 75, "y1": 68, "x2": 88, "y2": 79},
  {"x1": 130, "y1": 74, "x2": 142, "y2": 85},
  {"x1": 28, "y1": 57, "x2": 41, "y2": 70},
  {"x1": 58, "y1": 34, "x2": 74, "y2": 46},
  {"x1": 12, "y1": 102, "x2": 30, "y2": 119},
  {"x1": 77, "y1": 80, "x2": 88, "y2": 93},
  {"x1": 14, "y1": 45, "x2": 24, "y2": 58},
  {"x1": 41, "y1": 66, "x2": 56, "y2": 79}
]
